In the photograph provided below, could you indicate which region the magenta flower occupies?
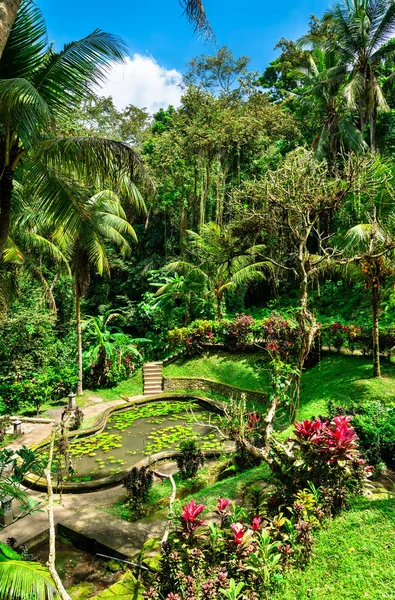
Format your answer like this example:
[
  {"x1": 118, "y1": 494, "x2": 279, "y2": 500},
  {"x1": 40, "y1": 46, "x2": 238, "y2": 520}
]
[
  {"x1": 182, "y1": 499, "x2": 205, "y2": 523},
  {"x1": 217, "y1": 497, "x2": 230, "y2": 512},
  {"x1": 251, "y1": 516, "x2": 262, "y2": 531},
  {"x1": 231, "y1": 522, "x2": 245, "y2": 544}
]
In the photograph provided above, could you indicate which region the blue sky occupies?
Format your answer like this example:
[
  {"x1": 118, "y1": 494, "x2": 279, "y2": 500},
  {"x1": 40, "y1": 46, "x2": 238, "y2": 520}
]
[{"x1": 35, "y1": 0, "x2": 330, "y2": 113}]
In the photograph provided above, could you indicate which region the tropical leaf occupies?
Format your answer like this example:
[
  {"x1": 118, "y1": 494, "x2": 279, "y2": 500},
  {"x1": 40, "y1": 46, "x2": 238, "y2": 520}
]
[
  {"x1": 0, "y1": 0, "x2": 47, "y2": 80},
  {"x1": 0, "y1": 558, "x2": 55, "y2": 599}
]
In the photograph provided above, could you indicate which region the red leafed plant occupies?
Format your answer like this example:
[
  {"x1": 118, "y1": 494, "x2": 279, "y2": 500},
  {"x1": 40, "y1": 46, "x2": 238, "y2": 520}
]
[
  {"x1": 231, "y1": 522, "x2": 245, "y2": 544},
  {"x1": 181, "y1": 499, "x2": 206, "y2": 535}
]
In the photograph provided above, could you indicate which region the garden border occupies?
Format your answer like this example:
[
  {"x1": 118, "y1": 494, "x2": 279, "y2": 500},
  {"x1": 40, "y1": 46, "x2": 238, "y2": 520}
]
[{"x1": 24, "y1": 394, "x2": 229, "y2": 493}]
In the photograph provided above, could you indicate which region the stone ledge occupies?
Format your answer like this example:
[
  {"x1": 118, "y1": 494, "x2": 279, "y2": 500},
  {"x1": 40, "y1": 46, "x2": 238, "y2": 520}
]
[
  {"x1": 24, "y1": 394, "x2": 228, "y2": 493},
  {"x1": 163, "y1": 377, "x2": 268, "y2": 405}
]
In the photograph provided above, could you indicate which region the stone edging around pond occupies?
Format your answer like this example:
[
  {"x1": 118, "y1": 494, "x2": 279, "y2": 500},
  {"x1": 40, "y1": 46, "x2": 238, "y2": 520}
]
[
  {"x1": 163, "y1": 377, "x2": 268, "y2": 405},
  {"x1": 24, "y1": 394, "x2": 230, "y2": 493}
]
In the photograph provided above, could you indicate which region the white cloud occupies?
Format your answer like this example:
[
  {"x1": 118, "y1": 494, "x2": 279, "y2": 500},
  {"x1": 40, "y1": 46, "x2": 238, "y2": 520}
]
[{"x1": 97, "y1": 54, "x2": 183, "y2": 115}]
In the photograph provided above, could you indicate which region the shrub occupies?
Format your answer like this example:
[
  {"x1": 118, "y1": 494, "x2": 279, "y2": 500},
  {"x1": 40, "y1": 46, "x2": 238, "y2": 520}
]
[
  {"x1": 176, "y1": 439, "x2": 205, "y2": 479},
  {"x1": 224, "y1": 314, "x2": 254, "y2": 349},
  {"x1": 142, "y1": 494, "x2": 323, "y2": 599},
  {"x1": 123, "y1": 466, "x2": 154, "y2": 517},
  {"x1": 275, "y1": 415, "x2": 373, "y2": 515}
]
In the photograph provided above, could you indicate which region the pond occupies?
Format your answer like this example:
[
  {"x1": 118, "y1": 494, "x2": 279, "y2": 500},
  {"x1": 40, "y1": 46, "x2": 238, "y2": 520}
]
[{"x1": 44, "y1": 399, "x2": 224, "y2": 483}]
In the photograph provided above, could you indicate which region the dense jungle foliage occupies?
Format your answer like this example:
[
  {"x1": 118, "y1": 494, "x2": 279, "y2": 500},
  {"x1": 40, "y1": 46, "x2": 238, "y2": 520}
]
[{"x1": 3, "y1": 0, "x2": 395, "y2": 405}]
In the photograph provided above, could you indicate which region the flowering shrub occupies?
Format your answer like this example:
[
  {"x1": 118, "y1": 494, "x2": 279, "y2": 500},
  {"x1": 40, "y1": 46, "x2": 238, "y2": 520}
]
[
  {"x1": 143, "y1": 495, "x2": 321, "y2": 599},
  {"x1": 224, "y1": 314, "x2": 254, "y2": 349},
  {"x1": 123, "y1": 466, "x2": 154, "y2": 517},
  {"x1": 276, "y1": 415, "x2": 372, "y2": 514},
  {"x1": 261, "y1": 313, "x2": 302, "y2": 363}
]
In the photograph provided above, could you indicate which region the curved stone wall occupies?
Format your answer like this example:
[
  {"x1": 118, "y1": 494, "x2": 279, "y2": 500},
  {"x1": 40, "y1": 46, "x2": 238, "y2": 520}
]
[
  {"x1": 163, "y1": 377, "x2": 268, "y2": 405},
  {"x1": 25, "y1": 394, "x2": 228, "y2": 493}
]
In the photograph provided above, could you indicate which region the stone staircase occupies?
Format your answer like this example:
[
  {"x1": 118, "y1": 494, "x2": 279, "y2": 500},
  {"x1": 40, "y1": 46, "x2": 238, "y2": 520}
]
[{"x1": 143, "y1": 361, "x2": 163, "y2": 396}]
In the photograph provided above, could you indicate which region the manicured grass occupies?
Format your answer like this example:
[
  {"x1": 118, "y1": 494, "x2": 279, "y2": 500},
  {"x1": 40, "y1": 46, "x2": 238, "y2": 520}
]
[
  {"x1": 164, "y1": 351, "x2": 270, "y2": 392},
  {"x1": 298, "y1": 354, "x2": 395, "y2": 422},
  {"x1": 80, "y1": 370, "x2": 143, "y2": 403},
  {"x1": 274, "y1": 497, "x2": 395, "y2": 600},
  {"x1": 181, "y1": 463, "x2": 271, "y2": 510}
]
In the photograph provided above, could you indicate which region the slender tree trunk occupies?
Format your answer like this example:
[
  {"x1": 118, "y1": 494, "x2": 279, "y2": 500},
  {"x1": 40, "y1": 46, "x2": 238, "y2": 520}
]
[
  {"x1": 216, "y1": 294, "x2": 221, "y2": 322},
  {"x1": 0, "y1": 0, "x2": 20, "y2": 59},
  {"x1": 0, "y1": 167, "x2": 13, "y2": 256},
  {"x1": 33, "y1": 265, "x2": 57, "y2": 315},
  {"x1": 369, "y1": 105, "x2": 377, "y2": 151},
  {"x1": 371, "y1": 280, "x2": 381, "y2": 377},
  {"x1": 44, "y1": 426, "x2": 72, "y2": 600},
  {"x1": 75, "y1": 273, "x2": 83, "y2": 395}
]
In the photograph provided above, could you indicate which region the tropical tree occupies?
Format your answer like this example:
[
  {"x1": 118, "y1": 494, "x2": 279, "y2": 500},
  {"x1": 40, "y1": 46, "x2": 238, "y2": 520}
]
[
  {"x1": 0, "y1": 0, "x2": 143, "y2": 257},
  {"x1": 294, "y1": 47, "x2": 366, "y2": 163},
  {"x1": 161, "y1": 223, "x2": 271, "y2": 320},
  {"x1": 345, "y1": 219, "x2": 394, "y2": 377},
  {"x1": 314, "y1": 0, "x2": 395, "y2": 149},
  {"x1": 0, "y1": 541, "x2": 55, "y2": 600},
  {"x1": 51, "y1": 188, "x2": 142, "y2": 395},
  {"x1": 83, "y1": 310, "x2": 149, "y2": 387}
]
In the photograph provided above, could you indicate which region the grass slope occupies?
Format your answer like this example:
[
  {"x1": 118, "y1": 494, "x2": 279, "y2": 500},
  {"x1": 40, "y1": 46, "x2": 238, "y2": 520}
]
[
  {"x1": 164, "y1": 351, "x2": 270, "y2": 392},
  {"x1": 298, "y1": 354, "x2": 395, "y2": 421},
  {"x1": 275, "y1": 497, "x2": 395, "y2": 600}
]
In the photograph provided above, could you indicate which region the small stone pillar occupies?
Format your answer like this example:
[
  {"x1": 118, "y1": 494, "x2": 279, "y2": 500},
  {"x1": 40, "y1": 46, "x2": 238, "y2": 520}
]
[
  {"x1": 0, "y1": 495, "x2": 13, "y2": 527},
  {"x1": 68, "y1": 392, "x2": 77, "y2": 410},
  {"x1": 12, "y1": 419, "x2": 22, "y2": 436}
]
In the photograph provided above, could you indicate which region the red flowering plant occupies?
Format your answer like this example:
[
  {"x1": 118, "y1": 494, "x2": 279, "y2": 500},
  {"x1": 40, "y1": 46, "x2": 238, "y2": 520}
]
[
  {"x1": 224, "y1": 314, "x2": 254, "y2": 349},
  {"x1": 214, "y1": 497, "x2": 231, "y2": 527},
  {"x1": 181, "y1": 499, "x2": 206, "y2": 537},
  {"x1": 144, "y1": 497, "x2": 302, "y2": 599},
  {"x1": 280, "y1": 414, "x2": 373, "y2": 514}
]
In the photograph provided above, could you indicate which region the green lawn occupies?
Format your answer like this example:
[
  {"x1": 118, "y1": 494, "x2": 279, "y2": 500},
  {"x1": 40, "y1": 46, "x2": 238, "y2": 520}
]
[
  {"x1": 164, "y1": 351, "x2": 270, "y2": 392},
  {"x1": 275, "y1": 497, "x2": 395, "y2": 600},
  {"x1": 298, "y1": 354, "x2": 395, "y2": 421}
]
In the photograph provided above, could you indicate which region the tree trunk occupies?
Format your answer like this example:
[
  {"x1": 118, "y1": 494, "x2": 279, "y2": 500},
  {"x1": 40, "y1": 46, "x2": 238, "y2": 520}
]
[
  {"x1": 75, "y1": 272, "x2": 83, "y2": 395},
  {"x1": 0, "y1": 166, "x2": 13, "y2": 256},
  {"x1": 369, "y1": 105, "x2": 377, "y2": 151},
  {"x1": 44, "y1": 426, "x2": 72, "y2": 600},
  {"x1": 371, "y1": 279, "x2": 381, "y2": 378},
  {"x1": 216, "y1": 294, "x2": 221, "y2": 322},
  {"x1": 0, "y1": 0, "x2": 20, "y2": 59}
]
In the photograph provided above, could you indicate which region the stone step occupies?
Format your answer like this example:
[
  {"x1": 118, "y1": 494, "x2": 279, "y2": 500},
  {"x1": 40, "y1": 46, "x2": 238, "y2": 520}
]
[{"x1": 143, "y1": 361, "x2": 163, "y2": 395}]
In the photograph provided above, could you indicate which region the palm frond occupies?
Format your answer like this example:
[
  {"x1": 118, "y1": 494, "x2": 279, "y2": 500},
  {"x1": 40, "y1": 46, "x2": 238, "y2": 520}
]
[
  {"x1": 0, "y1": 78, "x2": 52, "y2": 150},
  {"x1": 33, "y1": 30, "x2": 127, "y2": 117},
  {"x1": 34, "y1": 137, "x2": 144, "y2": 186},
  {"x1": 180, "y1": 0, "x2": 214, "y2": 40},
  {"x1": 0, "y1": 0, "x2": 47, "y2": 80},
  {"x1": 0, "y1": 558, "x2": 55, "y2": 599}
]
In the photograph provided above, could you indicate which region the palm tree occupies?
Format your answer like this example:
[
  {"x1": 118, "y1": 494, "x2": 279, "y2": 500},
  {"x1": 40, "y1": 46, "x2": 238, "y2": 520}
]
[
  {"x1": 2, "y1": 184, "x2": 70, "y2": 314},
  {"x1": 318, "y1": 0, "x2": 395, "y2": 149},
  {"x1": 0, "y1": 541, "x2": 55, "y2": 600},
  {"x1": 345, "y1": 220, "x2": 394, "y2": 377},
  {"x1": 0, "y1": 0, "x2": 143, "y2": 256},
  {"x1": 160, "y1": 223, "x2": 271, "y2": 321},
  {"x1": 51, "y1": 188, "x2": 141, "y2": 395},
  {"x1": 0, "y1": 0, "x2": 212, "y2": 59},
  {"x1": 83, "y1": 310, "x2": 149, "y2": 386},
  {"x1": 294, "y1": 47, "x2": 366, "y2": 163}
]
